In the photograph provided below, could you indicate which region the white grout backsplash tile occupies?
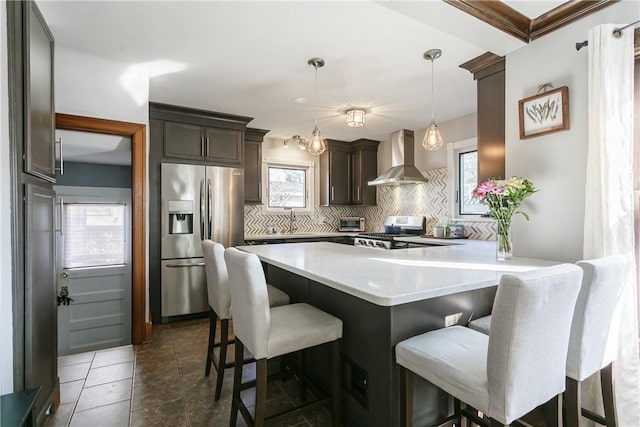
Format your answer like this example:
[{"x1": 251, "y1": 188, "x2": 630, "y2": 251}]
[{"x1": 244, "y1": 168, "x2": 496, "y2": 240}]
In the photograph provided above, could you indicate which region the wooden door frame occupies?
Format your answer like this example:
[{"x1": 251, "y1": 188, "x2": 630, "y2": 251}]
[{"x1": 55, "y1": 113, "x2": 148, "y2": 344}]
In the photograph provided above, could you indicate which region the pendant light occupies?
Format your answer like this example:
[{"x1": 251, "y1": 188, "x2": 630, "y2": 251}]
[
  {"x1": 307, "y1": 57, "x2": 326, "y2": 155},
  {"x1": 422, "y1": 49, "x2": 443, "y2": 151}
]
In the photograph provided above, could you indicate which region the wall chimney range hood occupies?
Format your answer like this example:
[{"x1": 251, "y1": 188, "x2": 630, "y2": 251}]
[{"x1": 368, "y1": 129, "x2": 427, "y2": 186}]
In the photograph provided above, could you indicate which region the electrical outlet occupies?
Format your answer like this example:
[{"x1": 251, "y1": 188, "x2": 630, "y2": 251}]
[{"x1": 318, "y1": 216, "x2": 326, "y2": 224}]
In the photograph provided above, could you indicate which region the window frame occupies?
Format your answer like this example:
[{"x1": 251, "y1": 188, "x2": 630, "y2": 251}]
[
  {"x1": 63, "y1": 202, "x2": 127, "y2": 269},
  {"x1": 53, "y1": 186, "x2": 132, "y2": 271},
  {"x1": 262, "y1": 157, "x2": 315, "y2": 214},
  {"x1": 447, "y1": 138, "x2": 491, "y2": 222}
]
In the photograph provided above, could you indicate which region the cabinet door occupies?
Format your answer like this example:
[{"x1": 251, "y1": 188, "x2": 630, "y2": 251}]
[
  {"x1": 352, "y1": 147, "x2": 378, "y2": 206},
  {"x1": 25, "y1": 2, "x2": 55, "y2": 182},
  {"x1": 163, "y1": 121, "x2": 204, "y2": 160},
  {"x1": 204, "y1": 127, "x2": 243, "y2": 166},
  {"x1": 244, "y1": 141, "x2": 262, "y2": 203},
  {"x1": 329, "y1": 150, "x2": 351, "y2": 204},
  {"x1": 24, "y1": 182, "x2": 57, "y2": 419}
]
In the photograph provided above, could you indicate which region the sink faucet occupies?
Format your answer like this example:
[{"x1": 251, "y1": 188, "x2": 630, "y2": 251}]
[{"x1": 288, "y1": 208, "x2": 297, "y2": 234}]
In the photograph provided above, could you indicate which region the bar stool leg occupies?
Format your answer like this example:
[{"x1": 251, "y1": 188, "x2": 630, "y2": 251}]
[
  {"x1": 254, "y1": 358, "x2": 268, "y2": 427},
  {"x1": 565, "y1": 377, "x2": 582, "y2": 427},
  {"x1": 298, "y1": 350, "x2": 307, "y2": 402},
  {"x1": 601, "y1": 363, "x2": 617, "y2": 427},
  {"x1": 205, "y1": 309, "x2": 218, "y2": 377},
  {"x1": 454, "y1": 398, "x2": 461, "y2": 426},
  {"x1": 215, "y1": 318, "x2": 230, "y2": 401},
  {"x1": 230, "y1": 339, "x2": 244, "y2": 427},
  {"x1": 542, "y1": 394, "x2": 561, "y2": 427},
  {"x1": 331, "y1": 340, "x2": 341, "y2": 427},
  {"x1": 399, "y1": 365, "x2": 413, "y2": 427}
]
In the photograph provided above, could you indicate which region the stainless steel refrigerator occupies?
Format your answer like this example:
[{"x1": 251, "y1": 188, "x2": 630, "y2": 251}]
[{"x1": 161, "y1": 162, "x2": 244, "y2": 319}]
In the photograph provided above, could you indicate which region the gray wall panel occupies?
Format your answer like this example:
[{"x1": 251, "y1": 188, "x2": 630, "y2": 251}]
[{"x1": 55, "y1": 162, "x2": 131, "y2": 188}]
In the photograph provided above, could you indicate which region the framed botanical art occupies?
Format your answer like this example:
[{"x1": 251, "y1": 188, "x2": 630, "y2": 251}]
[{"x1": 518, "y1": 86, "x2": 569, "y2": 139}]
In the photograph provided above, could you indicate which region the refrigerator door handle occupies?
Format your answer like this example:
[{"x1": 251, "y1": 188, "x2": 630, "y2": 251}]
[
  {"x1": 166, "y1": 262, "x2": 206, "y2": 268},
  {"x1": 208, "y1": 178, "x2": 213, "y2": 240},
  {"x1": 200, "y1": 178, "x2": 205, "y2": 240}
]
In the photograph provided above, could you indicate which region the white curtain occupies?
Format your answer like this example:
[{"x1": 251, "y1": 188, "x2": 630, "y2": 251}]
[{"x1": 584, "y1": 24, "x2": 640, "y2": 426}]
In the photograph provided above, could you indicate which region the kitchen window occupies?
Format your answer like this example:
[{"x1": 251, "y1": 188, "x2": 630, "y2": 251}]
[
  {"x1": 263, "y1": 158, "x2": 315, "y2": 213},
  {"x1": 447, "y1": 138, "x2": 489, "y2": 219}
]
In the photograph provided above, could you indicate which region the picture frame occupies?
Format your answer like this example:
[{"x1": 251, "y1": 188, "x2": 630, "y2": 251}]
[{"x1": 518, "y1": 86, "x2": 569, "y2": 139}]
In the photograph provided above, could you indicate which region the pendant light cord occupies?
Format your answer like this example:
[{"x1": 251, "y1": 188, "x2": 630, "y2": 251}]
[
  {"x1": 430, "y1": 57, "x2": 435, "y2": 123},
  {"x1": 314, "y1": 65, "x2": 319, "y2": 127}
]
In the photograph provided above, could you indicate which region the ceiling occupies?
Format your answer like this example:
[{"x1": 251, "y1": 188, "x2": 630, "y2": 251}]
[{"x1": 39, "y1": 1, "x2": 575, "y2": 152}]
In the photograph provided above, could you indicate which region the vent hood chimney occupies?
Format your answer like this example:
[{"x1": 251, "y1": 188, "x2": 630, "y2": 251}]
[{"x1": 368, "y1": 129, "x2": 427, "y2": 186}]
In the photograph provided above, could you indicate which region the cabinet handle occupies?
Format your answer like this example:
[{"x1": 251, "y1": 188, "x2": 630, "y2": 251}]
[
  {"x1": 206, "y1": 137, "x2": 210, "y2": 157},
  {"x1": 258, "y1": 181, "x2": 262, "y2": 199},
  {"x1": 357, "y1": 186, "x2": 360, "y2": 201},
  {"x1": 201, "y1": 136, "x2": 205, "y2": 156},
  {"x1": 56, "y1": 198, "x2": 64, "y2": 235},
  {"x1": 55, "y1": 137, "x2": 64, "y2": 175},
  {"x1": 331, "y1": 186, "x2": 334, "y2": 200}
]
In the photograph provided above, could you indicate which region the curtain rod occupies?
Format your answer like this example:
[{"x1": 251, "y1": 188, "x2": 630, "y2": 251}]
[{"x1": 575, "y1": 19, "x2": 640, "y2": 51}]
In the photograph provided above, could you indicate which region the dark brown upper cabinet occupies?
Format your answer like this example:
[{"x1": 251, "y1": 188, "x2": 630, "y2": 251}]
[
  {"x1": 320, "y1": 139, "x2": 379, "y2": 206},
  {"x1": 25, "y1": 1, "x2": 55, "y2": 182},
  {"x1": 244, "y1": 128, "x2": 269, "y2": 203},
  {"x1": 150, "y1": 102, "x2": 252, "y2": 168},
  {"x1": 460, "y1": 53, "x2": 505, "y2": 182},
  {"x1": 351, "y1": 139, "x2": 379, "y2": 205}
]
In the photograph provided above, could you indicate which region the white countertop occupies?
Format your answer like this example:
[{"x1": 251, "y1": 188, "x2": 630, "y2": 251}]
[
  {"x1": 237, "y1": 241, "x2": 558, "y2": 306},
  {"x1": 244, "y1": 231, "x2": 356, "y2": 240}
]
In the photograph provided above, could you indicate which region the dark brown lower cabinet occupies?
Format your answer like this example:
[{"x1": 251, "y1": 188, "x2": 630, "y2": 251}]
[{"x1": 24, "y1": 181, "x2": 57, "y2": 422}]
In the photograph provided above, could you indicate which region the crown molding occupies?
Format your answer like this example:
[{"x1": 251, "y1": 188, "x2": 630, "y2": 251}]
[{"x1": 444, "y1": 0, "x2": 619, "y2": 43}]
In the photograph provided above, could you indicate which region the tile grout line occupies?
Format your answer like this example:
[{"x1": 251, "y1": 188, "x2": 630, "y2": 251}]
[
  {"x1": 65, "y1": 351, "x2": 95, "y2": 427},
  {"x1": 172, "y1": 326, "x2": 192, "y2": 427}
]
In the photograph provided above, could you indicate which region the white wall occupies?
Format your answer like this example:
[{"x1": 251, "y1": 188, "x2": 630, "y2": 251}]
[
  {"x1": 54, "y1": 46, "x2": 151, "y2": 320},
  {"x1": 0, "y1": 1, "x2": 14, "y2": 394},
  {"x1": 377, "y1": 112, "x2": 477, "y2": 174},
  {"x1": 55, "y1": 46, "x2": 149, "y2": 123},
  {"x1": 505, "y1": 2, "x2": 639, "y2": 262},
  {"x1": 415, "y1": 112, "x2": 477, "y2": 171}
]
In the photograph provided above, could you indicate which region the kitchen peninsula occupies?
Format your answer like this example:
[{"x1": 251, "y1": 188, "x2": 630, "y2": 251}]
[{"x1": 238, "y1": 241, "x2": 556, "y2": 427}]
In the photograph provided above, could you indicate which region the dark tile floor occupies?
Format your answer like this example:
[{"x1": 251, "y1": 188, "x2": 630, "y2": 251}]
[{"x1": 43, "y1": 318, "x2": 332, "y2": 427}]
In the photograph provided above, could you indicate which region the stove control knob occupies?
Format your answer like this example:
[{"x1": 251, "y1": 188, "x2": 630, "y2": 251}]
[{"x1": 376, "y1": 242, "x2": 385, "y2": 248}]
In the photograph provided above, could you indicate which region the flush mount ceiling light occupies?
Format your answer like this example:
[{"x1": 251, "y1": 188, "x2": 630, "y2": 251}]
[
  {"x1": 422, "y1": 49, "x2": 444, "y2": 151},
  {"x1": 345, "y1": 108, "x2": 366, "y2": 127},
  {"x1": 284, "y1": 135, "x2": 307, "y2": 150},
  {"x1": 307, "y1": 57, "x2": 327, "y2": 156}
]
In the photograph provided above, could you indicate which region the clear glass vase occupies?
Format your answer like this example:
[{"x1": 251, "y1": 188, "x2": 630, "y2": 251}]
[{"x1": 496, "y1": 220, "x2": 512, "y2": 261}]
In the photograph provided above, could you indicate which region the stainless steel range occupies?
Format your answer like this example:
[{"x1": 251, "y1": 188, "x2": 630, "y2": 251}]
[{"x1": 354, "y1": 216, "x2": 426, "y2": 249}]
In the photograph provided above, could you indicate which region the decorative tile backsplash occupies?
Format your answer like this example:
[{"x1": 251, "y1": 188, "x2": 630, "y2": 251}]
[{"x1": 244, "y1": 168, "x2": 496, "y2": 240}]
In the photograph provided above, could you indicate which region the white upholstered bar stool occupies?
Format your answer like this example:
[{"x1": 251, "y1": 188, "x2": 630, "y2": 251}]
[
  {"x1": 469, "y1": 256, "x2": 627, "y2": 427},
  {"x1": 201, "y1": 240, "x2": 290, "y2": 401},
  {"x1": 396, "y1": 264, "x2": 583, "y2": 427},
  {"x1": 224, "y1": 247, "x2": 343, "y2": 427}
]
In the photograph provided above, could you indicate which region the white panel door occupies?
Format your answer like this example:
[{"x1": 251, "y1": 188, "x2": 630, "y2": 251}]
[{"x1": 55, "y1": 186, "x2": 132, "y2": 356}]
